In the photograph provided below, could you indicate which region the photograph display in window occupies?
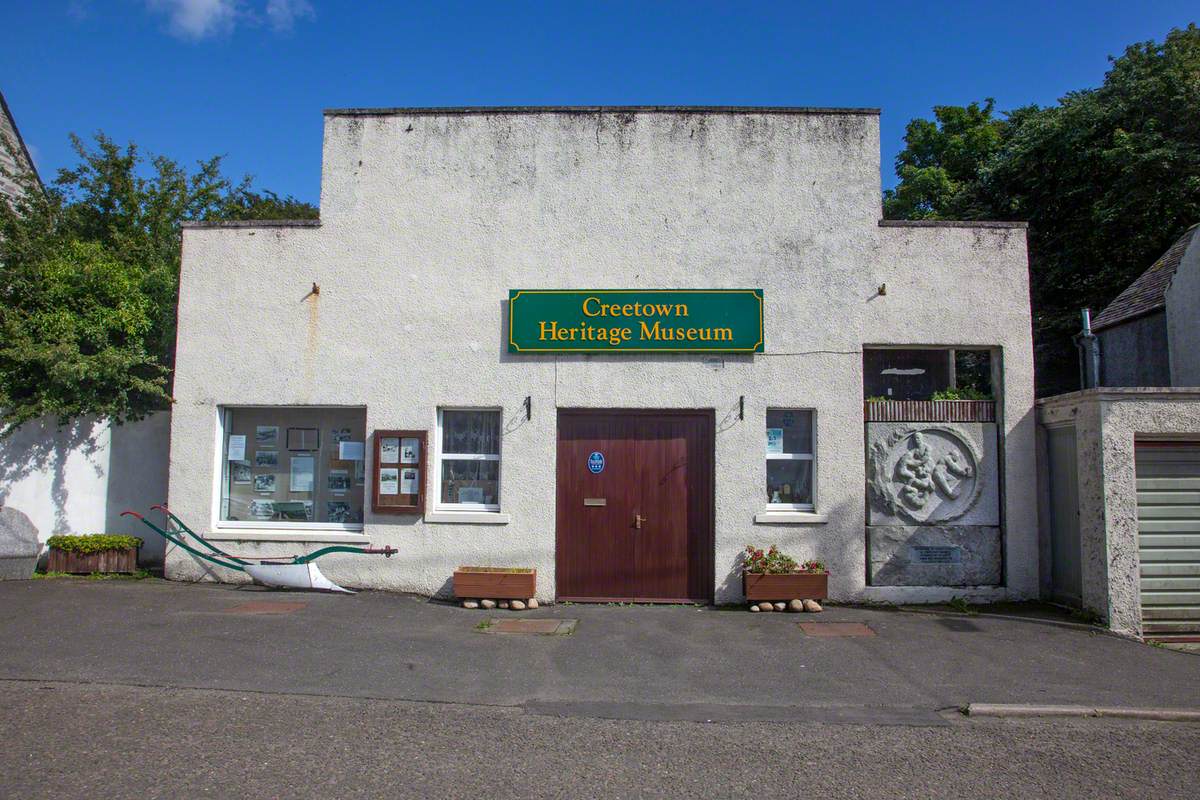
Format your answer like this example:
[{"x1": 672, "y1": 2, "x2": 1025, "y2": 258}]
[
  {"x1": 372, "y1": 430, "x2": 427, "y2": 514},
  {"x1": 222, "y1": 407, "x2": 366, "y2": 525}
]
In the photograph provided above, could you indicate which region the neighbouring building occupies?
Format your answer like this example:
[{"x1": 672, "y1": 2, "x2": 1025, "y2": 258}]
[
  {"x1": 1091, "y1": 223, "x2": 1200, "y2": 387},
  {"x1": 1038, "y1": 224, "x2": 1200, "y2": 640},
  {"x1": 0, "y1": 88, "x2": 40, "y2": 202},
  {"x1": 167, "y1": 106, "x2": 1038, "y2": 604}
]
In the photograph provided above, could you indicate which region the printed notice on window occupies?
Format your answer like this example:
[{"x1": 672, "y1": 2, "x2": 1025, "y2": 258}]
[
  {"x1": 400, "y1": 468, "x2": 419, "y2": 494},
  {"x1": 766, "y1": 428, "x2": 784, "y2": 454},
  {"x1": 380, "y1": 437, "x2": 400, "y2": 464},
  {"x1": 227, "y1": 435, "x2": 246, "y2": 462},
  {"x1": 379, "y1": 467, "x2": 399, "y2": 495}
]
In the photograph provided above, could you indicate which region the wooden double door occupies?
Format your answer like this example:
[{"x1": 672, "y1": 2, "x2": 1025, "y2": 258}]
[{"x1": 556, "y1": 410, "x2": 714, "y2": 602}]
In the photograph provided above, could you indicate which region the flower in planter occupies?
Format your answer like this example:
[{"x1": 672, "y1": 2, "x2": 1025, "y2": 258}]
[{"x1": 744, "y1": 545, "x2": 828, "y2": 575}]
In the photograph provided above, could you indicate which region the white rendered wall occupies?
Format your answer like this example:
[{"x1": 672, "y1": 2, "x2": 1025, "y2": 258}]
[
  {"x1": 1038, "y1": 388, "x2": 1200, "y2": 636},
  {"x1": 0, "y1": 413, "x2": 171, "y2": 564},
  {"x1": 168, "y1": 109, "x2": 1036, "y2": 603}
]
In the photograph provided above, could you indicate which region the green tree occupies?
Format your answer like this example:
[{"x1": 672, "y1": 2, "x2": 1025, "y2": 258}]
[
  {"x1": 884, "y1": 24, "x2": 1200, "y2": 395},
  {"x1": 882, "y1": 99, "x2": 1007, "y2": 220},
  {"x1": 0, "y1": 133, "x2": 318, "y2": 434}
]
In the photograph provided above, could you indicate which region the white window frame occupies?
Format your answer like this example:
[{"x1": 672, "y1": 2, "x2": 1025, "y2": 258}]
[
  {"x1": 434, "y1": 407, "x2": 503, "y2": 514},
  {"x1": 211, "y1": 406, "x2": 366, "y2": 538},
  {"x1": 765, "y1": 408, "x2": 816, "y2": 512}
]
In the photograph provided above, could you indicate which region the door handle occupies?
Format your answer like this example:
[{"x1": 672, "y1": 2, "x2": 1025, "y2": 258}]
[{"x1": 634, "y1": 514, "x2": 647, "y2": 530}]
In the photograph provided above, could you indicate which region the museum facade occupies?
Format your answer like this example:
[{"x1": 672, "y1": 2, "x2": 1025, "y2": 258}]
[{"x1": 167, "y1": 106, "x2": 1037, "y2": 604}]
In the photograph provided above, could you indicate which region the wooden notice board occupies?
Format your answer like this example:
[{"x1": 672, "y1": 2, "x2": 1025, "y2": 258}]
[{"x1": 372, "y1": 430, "x2": 427, "y2": 515}]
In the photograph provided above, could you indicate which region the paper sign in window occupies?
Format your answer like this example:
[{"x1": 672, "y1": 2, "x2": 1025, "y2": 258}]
[{"x1": 379, "y1": 467, "x2": 399, "y2": 495}]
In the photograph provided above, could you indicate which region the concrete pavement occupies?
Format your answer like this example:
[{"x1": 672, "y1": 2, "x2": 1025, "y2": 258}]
[
  {"x1": 2, "y1": 579, "x2": 1199, "y2": 799},
  {"x1": 0, "y1": 579, "x2": 1196, "y2": 714}
]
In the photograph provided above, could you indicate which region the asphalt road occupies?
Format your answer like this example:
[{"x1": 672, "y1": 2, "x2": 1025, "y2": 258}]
[
  {"x1": 3, "y1": 681, "x2": 1198, "y2": 800},
  {"x1": 1, "y1": 580, "x2": 1198, "y2": 798}
]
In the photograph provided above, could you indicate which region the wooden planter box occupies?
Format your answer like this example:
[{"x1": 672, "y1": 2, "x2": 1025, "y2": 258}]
[
  {"x1": 47, "y1": 547, "x2": 138, "y2": 574},
  {"x1": 744, "y1": 572, "x2": 828, "y2": 602},
  {"x1": 864, "y1": 399, "x2": 996, "y2": 423},
  {"x1": 453, "y1": 567, "x2": 536, "y2": 600}
]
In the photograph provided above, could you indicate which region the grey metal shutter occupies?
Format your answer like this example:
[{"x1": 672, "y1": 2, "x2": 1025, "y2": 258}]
[{"x1": 1136, "y1": 443, "x2": 1200, "y2": 638}]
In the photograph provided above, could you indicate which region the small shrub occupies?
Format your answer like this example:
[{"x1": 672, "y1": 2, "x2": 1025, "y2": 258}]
[
  {"x1": 46, "y1": 534, "x2": 142, "y2": 554},
  {"x1": 931, "y1": 386, "x2": 992, "y2": 401}
]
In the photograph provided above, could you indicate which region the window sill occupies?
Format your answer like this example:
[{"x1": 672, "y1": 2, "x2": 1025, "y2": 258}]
[
  {"x1": 208, "y1": 529, "x2": 369, "y2": 543},
  {"x1": 425, "y1": 510, "x2": 511, "y2": 525},
  {"x1": 753, "y1": 511, "x2": 829, "y2": 525}
]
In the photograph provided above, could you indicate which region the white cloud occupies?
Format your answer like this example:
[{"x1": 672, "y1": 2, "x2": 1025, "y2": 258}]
[
  {"x1": 265, "y1": 0, "x2": 314, "y2": 32},
  {"x1": 145, "y1": 1, "x2": 314, "y2": 40},
  {"x1": 147, "y1": 0, "x2": 239, "y2": 40}
]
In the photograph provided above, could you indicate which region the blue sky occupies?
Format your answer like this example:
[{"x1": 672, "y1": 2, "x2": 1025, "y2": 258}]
[{"x1": 2, "y1": 1, "x2": 1196, "y2": 203}]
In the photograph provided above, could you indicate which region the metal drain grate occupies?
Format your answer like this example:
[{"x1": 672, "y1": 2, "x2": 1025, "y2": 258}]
[
  {"x1": 798, "y1": 622, "x2": 875, "y2": 637},
  {"x1": 481, "y1": 618, "x2": 577, "y2": 635}
]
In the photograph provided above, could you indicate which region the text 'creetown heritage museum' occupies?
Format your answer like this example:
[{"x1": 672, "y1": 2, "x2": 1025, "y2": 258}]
[{"x1": 169, "y1": 106, "x2": 1036, "y2": 604}]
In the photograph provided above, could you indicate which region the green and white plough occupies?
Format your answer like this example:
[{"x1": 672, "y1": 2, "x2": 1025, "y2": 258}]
[{"x1": 122, "y1": 505, "x2": 395, "y2": 593}]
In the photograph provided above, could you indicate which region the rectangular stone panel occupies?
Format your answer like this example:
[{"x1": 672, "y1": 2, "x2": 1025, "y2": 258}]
[
  {"x1": 868, "y1": 526, "x2": 1001, "y2": 587},
  {"x1": 866, "y1": 422, "x2": 1000, "y2": 527}
]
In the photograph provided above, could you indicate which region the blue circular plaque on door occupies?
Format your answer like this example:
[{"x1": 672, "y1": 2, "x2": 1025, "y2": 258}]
[{"x1": 587, "y1": 451, "x2": 606, "y2": 474}]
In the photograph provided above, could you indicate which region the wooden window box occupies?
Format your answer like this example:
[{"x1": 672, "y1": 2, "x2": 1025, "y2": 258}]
[
  {"x1": 864, "y1": 400, "x2": 996, "y2": 423},
  {"x1": 453, "y1": 567, "x2": 537, "y2": 600},
  {"x1": 743, "y1": 572, "x2": 828, "y2": 602},
  {"x1": 46, "y1": 547, "x2": 138, "y2": 574}
]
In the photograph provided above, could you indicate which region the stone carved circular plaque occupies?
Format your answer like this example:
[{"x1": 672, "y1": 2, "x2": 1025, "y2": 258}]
[{"x1": 869, "y1": 426, "x2": 983, "y2": 524}]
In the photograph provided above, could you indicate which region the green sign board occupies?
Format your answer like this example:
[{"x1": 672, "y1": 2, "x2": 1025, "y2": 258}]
[{"x1": 507, "y1": 289, "x2": 764, "y2": 353}]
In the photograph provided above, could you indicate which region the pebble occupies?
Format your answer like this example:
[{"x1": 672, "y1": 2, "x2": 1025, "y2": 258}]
[
  {"x1": 527, "y1": 598, "x2": 539, "y2": 609},
  {"x1": 788, "y1": 599, "x2": 804, "y2": 612},
  {"x1": 462, "y1": 600, "x2": 479, "y2": 609},
  {"x1": 803, "y1": 599, "x2": 823, "y2": 613},
  {"x1": 750, "y1": 604, "x2": 761, "y2": 612},
  {"x1": 773, "y1": 602, "x2": 787, "y2": 612},
  {"x1": 480, "y1": 599, "x2": 496, "y2": 609},
  {"x1": 758, "y1": 602, "x2": 773, "y2": 612},
  {"x1": 510, "y1": 600, "x2": 526, "y2": 610},
  {"x1": 499, "y1": 601, "x2": 510, "y2": 609}
]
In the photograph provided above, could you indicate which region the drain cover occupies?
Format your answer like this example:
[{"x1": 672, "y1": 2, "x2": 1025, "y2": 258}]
[
  {"x1": 225, "y1": 601, "x2": 308, "y2": 615},
  {"x1": 482, "y1": 618, "x2": 577, "y2": 635},
  {"x1": 798, "y1": 622, "x2": 875, "y2": 637}
]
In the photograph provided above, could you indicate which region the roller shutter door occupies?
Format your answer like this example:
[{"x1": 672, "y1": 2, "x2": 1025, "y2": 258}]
[{"x1": 1136, "y1": 443, "x2": 1200, "y2": 638}]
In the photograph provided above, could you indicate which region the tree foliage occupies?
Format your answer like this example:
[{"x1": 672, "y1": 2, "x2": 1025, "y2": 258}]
[
  {"x1": 884, "y1": 24, "x2": 1200, "y2": 395},
  {"x1": 0, "y1": 133, "x2": 318, "y2": 434}
]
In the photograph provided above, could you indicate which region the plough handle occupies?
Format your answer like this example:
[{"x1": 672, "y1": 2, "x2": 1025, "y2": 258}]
[{"x1": 150, "y1": 504, "x2": 250, "y2": 565}]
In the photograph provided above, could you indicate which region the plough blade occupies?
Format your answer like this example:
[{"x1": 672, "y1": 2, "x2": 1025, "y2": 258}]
[{"x1": 243, "y1": 562, "x2": 355, "y2": 594}]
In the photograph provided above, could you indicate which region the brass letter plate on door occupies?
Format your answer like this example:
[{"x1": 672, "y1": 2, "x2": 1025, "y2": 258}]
[{"x1": 583, "y1": 498, "x2": 607, "y2": 507}]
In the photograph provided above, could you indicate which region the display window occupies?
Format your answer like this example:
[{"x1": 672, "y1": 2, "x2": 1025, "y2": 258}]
[{"x1": 219, "y1": 407, "x2": 367, "y2": 528}]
